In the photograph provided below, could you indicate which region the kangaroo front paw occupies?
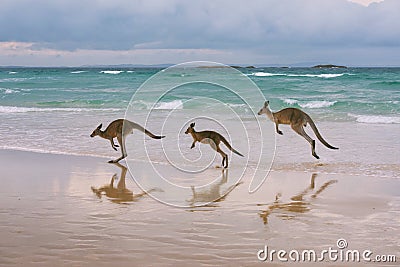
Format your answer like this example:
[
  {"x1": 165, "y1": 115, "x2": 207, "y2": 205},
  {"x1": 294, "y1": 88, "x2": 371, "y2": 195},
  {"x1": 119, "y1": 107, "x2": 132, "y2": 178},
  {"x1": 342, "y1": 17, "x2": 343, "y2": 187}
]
[
  {"x1": 278, "y1": 130, "x2": 283, "y2": 135},
  {"x1": 190, "y1": 145, "x2": 195, "y2": 149},
  {"x1": 113, "y1": 147, "x2": 118, "y2": 151},
  {"x1": 114, "y1": 144, "x2": 119, "y2": 147},
  {"x1": 313, "y1": 154, "x2": 320, "y2": 159},
  {"x1": 108, "y1": 159, "x2": 117, "y2": 163}
]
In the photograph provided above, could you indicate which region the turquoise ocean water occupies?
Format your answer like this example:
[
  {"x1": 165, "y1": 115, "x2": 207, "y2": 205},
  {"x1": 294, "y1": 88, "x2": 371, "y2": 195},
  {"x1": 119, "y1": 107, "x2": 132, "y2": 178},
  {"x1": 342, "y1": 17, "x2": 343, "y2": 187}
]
[{"x1": 1, "y1": 66, "x2": 399, "y2": 176}]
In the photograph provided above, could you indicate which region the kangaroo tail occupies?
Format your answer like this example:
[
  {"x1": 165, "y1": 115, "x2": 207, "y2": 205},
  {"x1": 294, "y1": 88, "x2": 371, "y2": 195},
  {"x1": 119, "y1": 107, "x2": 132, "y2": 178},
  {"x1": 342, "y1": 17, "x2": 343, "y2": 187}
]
[
  {"x1": 126, "y1": 121, "x2": 165, "y2": 139},
  {"x1": 305, "y1": 114, "x2": 338, "y2": 150},
  {"x1": 221, "y1": 137, "x2": 244, "y2": 157}
]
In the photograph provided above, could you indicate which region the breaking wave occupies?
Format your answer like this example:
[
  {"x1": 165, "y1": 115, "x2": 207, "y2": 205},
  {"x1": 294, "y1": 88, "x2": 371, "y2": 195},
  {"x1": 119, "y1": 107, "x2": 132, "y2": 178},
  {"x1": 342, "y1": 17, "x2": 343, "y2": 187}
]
[
  {"x1": 282, "y1": 99, "x2": 336, "y2": 109},
  {"x1": 70, "y1": 70, "x2": 88, "y2": 74},
  {"x1": 348, "y1": 114, "x2": 400, "y2": 124},
  {"x1": 100, "y1": 70, "x2": 124, "y2": 74},
  {"x1": 283, "y1": 98, "x2": 298, "y2": 105},
  {"x1": 154, "y1": 100, "x2": 184, "y2": 110},
  {"x1": 0, "y1": 105, "x2": 122, "y2": 114},
  {"x1": 299, "y1": 101, "x2": 337, "y2": 109},
  {"x1": 248, "y1": 72, "x2": 351, "y2": 78}
]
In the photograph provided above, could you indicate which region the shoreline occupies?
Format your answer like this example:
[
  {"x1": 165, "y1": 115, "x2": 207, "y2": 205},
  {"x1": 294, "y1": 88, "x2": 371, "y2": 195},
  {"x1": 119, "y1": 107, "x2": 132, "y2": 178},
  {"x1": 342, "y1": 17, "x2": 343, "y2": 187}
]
[
  {"x1": 0, "y1": 147, "x2": 110, "y2": 161},
  {"x1": 2, "y1": 145, "x2": 399, "y2": 179},
  {"x1": 2, "y1": 139, "x2": 398, "y2": 179}
]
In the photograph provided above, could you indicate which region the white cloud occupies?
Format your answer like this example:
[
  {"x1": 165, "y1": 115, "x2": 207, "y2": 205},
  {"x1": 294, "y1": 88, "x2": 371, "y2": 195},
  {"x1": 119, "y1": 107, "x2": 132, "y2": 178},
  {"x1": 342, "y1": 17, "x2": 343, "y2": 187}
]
[
  {"x1": 0, "y1": 42, "x2": 233, "y2": 66},
  {"x1": 348, "y1": 0, "x2": 384, "y2": 6}
]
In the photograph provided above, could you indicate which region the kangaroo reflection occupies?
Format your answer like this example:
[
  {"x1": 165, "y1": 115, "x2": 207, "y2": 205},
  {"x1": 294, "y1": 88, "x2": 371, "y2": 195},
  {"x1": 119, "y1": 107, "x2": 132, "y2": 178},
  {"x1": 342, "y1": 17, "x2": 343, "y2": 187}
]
[
  {"x1": 187, "y1": 169, "x2": 242, "y2": 206},
  {"x1": 259, "y1": 173, "x2": 337, "y2": 224},
  {"x1": 91, "y1": 162, "x2": 154, "y2": 204}
]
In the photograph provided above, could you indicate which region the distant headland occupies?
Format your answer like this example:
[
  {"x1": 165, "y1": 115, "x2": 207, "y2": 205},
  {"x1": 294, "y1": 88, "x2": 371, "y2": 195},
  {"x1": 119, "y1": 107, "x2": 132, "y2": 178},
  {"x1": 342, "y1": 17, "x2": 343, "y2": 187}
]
[{"x1": 312, "y1": 64, "x2": 347, "y2": 69}]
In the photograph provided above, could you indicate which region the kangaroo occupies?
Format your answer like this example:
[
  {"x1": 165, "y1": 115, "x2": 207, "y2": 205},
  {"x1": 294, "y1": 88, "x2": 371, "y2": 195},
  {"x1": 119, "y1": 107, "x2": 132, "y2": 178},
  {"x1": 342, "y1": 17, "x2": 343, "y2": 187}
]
[
  {"x1": 258, "y1": 101, "x2": 338, "y2": 159},
  {"x1": 90, "y1": 119, "x2": 165, "y2": 163},
  {"x1": 185, "y1": 122, "x2": 244, "y2": 168}
]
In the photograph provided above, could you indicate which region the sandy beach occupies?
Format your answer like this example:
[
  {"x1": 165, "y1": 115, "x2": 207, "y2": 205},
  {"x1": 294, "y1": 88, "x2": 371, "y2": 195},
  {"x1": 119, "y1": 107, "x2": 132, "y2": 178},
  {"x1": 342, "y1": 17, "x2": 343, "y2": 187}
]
[
  {"x1": 2, "y1": 0, "x2": 400, "y2": 265},
  {"x1": 0, "y1": 149, "x2": 398, "y2": 266}
]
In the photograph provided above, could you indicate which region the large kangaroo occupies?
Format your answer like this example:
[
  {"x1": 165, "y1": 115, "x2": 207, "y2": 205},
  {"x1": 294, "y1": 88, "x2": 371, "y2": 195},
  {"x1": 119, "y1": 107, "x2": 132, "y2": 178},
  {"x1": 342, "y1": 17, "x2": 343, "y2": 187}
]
[
  {"x1": 185, "y1": 122, "x2": 244, "y2": 168},
  {"x1": 258, "y1": 101, "x2": 338, "y2": 159},
  {"x1": 90, "y1": 119, "x2": 165, "y2": 163}
]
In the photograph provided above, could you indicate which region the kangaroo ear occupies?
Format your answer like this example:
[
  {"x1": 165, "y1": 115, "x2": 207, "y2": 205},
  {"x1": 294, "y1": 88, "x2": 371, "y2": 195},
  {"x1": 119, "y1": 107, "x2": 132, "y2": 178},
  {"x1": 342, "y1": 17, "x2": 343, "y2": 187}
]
[
  {"x1": 190, "y1": 122, "x2": 195, "y2": 128},
  {"x1": 97, "y1": 123, "x2": 102, "y2": 129},
  {"x1": 264, "y1": 101, "x2": 269, "y2": 107}
]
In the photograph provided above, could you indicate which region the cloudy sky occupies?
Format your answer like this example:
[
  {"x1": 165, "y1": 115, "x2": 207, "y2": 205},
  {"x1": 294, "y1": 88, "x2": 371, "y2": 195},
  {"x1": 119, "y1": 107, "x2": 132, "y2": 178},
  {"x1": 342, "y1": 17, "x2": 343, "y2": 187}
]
[{"x1": 0, "y1": 0, "x2": 398, "y2": 67}]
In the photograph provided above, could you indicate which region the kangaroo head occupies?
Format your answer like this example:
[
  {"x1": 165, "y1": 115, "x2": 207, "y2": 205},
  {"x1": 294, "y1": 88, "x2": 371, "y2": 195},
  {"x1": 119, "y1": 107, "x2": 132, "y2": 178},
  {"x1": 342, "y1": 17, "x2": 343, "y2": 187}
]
[
  {"x1": 90, "y1": 123, "x2": 102, "y2": 137},
  {"x1": 258, "y1": 101, "x2": 270, "y2": 115},
  {"x1": 185, "y1": 122, "x2": 195, "y2": 134}
]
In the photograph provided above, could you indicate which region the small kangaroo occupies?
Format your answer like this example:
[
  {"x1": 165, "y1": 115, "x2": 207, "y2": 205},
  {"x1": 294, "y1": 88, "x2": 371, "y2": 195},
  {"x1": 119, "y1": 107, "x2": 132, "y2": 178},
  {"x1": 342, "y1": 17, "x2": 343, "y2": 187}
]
[
  {"x1": 258, "y1": 101, "x2": 338, "y2": 159},
  {"x1": 185, "y1": 122, "x2": 244, "y2": 168},
  {"x1": 90, "y1": 119, "x2": 165, "y2": 163}
]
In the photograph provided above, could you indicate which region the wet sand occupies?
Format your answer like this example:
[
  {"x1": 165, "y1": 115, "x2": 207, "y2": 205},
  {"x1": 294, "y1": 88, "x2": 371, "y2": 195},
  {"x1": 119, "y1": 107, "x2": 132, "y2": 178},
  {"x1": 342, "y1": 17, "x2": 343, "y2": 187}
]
[{"x1": 0, "y1": 149, "x2": 399, "y2": 266}]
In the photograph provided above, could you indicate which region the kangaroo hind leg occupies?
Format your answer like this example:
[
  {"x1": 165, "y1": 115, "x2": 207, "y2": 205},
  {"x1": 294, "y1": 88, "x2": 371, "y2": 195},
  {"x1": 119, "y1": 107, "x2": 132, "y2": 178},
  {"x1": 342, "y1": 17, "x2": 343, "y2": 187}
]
[
  {"x1": 217, "y1": 147, "x2": 228, "y2": 168},
  {"x1": 210, "y1": 141, "x2": 228, "y2": 168},
  {"x1": 291, "y1": 124, "x2": 319, "y2": 159},
  {"x1": 275, "y1": 122, "x2": 283, "y2": 135},
  {"x1": 108, "y1": 135, "x2": 127, "y2": 163}
]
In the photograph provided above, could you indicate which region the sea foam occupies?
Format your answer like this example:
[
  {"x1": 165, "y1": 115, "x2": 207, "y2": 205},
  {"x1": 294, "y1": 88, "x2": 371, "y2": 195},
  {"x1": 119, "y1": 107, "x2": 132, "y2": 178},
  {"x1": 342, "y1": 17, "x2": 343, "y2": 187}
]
[
  {"x1": 299, "y1": 101, "x2": 336, "y2": 108},
  {"x1": 100, "y1": 70, "x2": 124, "y2": 74},
  {"x1": 0, "y1": 105, "x2": 122, "y2": 113},
  {"x1": 348, "y1": 114, "x2": 400, "y2": 124},
  {"x1": 70, "y1": 71, "x2": 87, "y2": 74},
  {"x1": 0, "y1": 77, "x2": 29, "y2": 82},
  {"x1": 154, "y1": 100, "x2": 183, "y2": 110},
  {"x1": 289, "y1": 73, "x2": 346, "y2": 78},
  {"x1": 282, "y1": 99, "x2": 336, "y2": 108},
  {"x1": 248, "y1": 72, "x2": 350, "y2": 78},
  {"x1": 0, "y1": 146, "x2": 110, "y2": 159},
  {"x1": 1, "y1": 88, "x2": 17, "y2": 94},
  {"x1": 283, "y1": 98, "x2": 298, "y2": 105},
  {"x1": 250, "y1": 72, "x2": 283, "y2": 77}
]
